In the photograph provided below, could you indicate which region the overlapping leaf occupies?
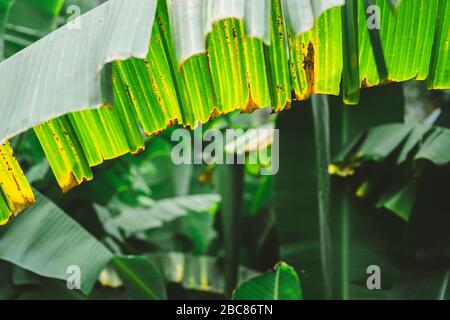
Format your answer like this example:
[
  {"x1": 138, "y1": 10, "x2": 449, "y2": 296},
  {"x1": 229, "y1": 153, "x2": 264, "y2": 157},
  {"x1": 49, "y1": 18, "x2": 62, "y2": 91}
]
[
  {"x1": 232, "y1": 262, "x2": 302, "y2": 300},
  {"x1": 0, "y1": 0, "x2": 449, "y2": 224},
  {"x1": 0, "y1": 190, "x2": 113, "y2": 294},
  {"x1": 330, "y1": 122, "x2": 450, "y2": 221}
]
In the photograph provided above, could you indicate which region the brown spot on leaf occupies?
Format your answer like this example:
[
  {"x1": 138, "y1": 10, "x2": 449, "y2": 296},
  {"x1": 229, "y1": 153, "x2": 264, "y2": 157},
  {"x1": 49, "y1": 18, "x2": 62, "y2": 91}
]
[{"x1": 303, "y1": 41, "x2": 315, "y2": 94}]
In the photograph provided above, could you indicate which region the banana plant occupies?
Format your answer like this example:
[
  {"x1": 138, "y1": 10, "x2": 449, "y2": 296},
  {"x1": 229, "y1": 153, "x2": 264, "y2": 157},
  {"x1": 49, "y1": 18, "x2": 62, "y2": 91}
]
[
  {"x1": 0, "y1": 0, "x2": 448, "y2": 224},
  {"x1": 233, "y1": 262, "x2": 302, "y2": 300},
  {"x1": 0, "y1": 0, "x2": 449, "y2": 302}
]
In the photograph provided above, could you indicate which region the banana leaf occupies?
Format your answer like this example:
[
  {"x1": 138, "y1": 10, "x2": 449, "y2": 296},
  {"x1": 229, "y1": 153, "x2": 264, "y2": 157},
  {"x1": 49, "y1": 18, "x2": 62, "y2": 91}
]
[
  {"x1": 147, "y1": 252, "x2": 259, "y2": 295},
  {"x1": 232, "y1": 262, "x2": 302, "y2": 300},
  {"x1": 273, "y1": 84, "x2": 408, "y2": 299},
  {"x1": 0, "y1": 0, "x2": 449, "y2": 222},
  {"x1": 112, "y1": 194, "x2": 221, "y2": 233},
  {"x1": 0, "y1": 189, "x2": 112, "y2": 294},
  {"x1": 112, "y1": 255, "x2": 167, "y2": 300},
  {"x1": 4, "y1": 0, "x2": 64, "y2": 57},
  {"x1": 0, "y1": 0, "x2": 156, "y2": 146}
]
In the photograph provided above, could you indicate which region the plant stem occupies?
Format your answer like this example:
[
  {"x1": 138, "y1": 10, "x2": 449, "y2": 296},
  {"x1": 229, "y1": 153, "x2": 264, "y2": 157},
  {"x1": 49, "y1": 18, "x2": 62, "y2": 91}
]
[
  {"x1": 311, "y1": 95, "x2": 334, "y2": 300},
  {"x1": 218, "y1": 163, "x2": 244, "y2": 298}
]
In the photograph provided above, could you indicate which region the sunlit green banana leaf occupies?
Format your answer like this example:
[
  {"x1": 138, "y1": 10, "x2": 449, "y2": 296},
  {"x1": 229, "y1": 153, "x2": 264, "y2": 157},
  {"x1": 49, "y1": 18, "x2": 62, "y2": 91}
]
[
  {"x1": 358, "y1": 0, "x2": 447, "y2": 89},
  {"x1": 1, "y1": 0, "x2": 448, "y2": 148},
  {"x1": 0, "y1": 0, "x2": 156, "y2": 146},
  {"x1": 0, "y1": 142, "x2": 34, "y2": 225}
]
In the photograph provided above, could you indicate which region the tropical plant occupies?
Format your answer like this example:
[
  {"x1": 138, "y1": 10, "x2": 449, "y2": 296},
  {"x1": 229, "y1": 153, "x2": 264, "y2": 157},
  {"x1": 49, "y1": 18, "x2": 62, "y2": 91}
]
[
  {"x1": 0, "y1": 0, "x2": 448, "y2": 222},
  {"x1": 0, "y1": 0, "x2": 449, "y2": 301}
]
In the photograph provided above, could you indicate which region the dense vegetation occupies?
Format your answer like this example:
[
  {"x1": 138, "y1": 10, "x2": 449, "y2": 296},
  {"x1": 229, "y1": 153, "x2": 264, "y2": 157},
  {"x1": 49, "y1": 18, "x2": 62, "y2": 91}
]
[{"x1": 0, "y1": 0, "x2": 449, "y2": 300}]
